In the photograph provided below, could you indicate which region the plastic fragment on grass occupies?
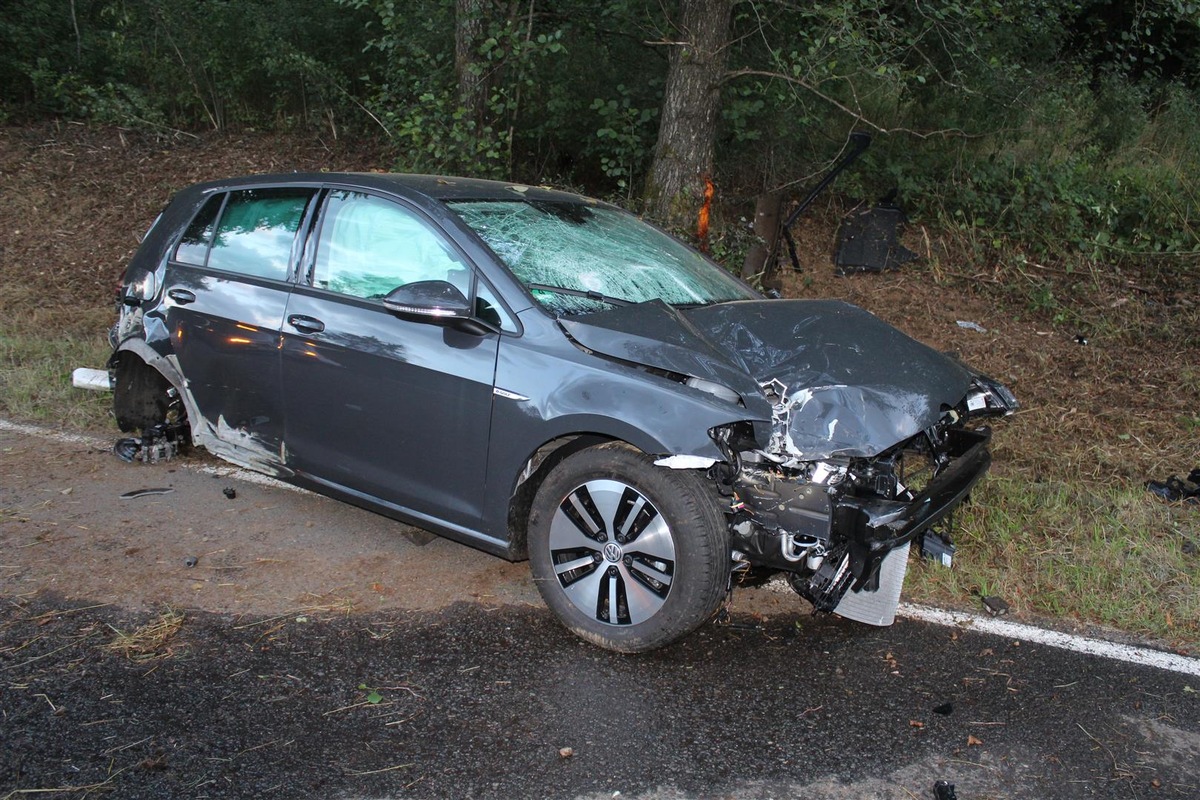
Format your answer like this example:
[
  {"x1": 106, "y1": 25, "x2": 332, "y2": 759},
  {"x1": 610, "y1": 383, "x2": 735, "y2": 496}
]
[
  {"x1": 933, "y1": 780, "x2": 958, "y2": 800},
  {"x1": 956, "y1": 320, "x2": 987, "y2": 333},
  {"x1": 834, "y1": 204, "x2": 918, "y2": 274},
  {"x1": 72, "y1": 367, "x2": 112, "y2": 392},
  {"x1": 920, "y1": 531, "x2": 955, "y2": 567},
  {"x1": 981, "y1": 595, "x2": 1010, "y2": 616},
  {"x1": 1146, "y1": 469, "x2": 1200, "y2": 505}
]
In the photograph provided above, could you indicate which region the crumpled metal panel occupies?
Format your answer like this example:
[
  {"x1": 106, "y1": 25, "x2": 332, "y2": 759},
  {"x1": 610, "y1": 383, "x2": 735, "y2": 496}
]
[
  {"x1": 560, "y1": 299, "x2": 972, "y2": 460},
  {"x1": 557, "y1": 300, "x2": 772, "y2": 418},
  {"x1": 691, "y1": 299, "x2": 971, "y2": 458}
]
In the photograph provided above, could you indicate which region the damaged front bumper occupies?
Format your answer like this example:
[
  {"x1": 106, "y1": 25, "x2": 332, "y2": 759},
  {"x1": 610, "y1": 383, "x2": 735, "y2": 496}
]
[
  {"x1": 834, "y1": 426, "x2": 991, "y2": 589},
  {"x1": 726, "y1": 417, "x2": 997, "y2": 626}
]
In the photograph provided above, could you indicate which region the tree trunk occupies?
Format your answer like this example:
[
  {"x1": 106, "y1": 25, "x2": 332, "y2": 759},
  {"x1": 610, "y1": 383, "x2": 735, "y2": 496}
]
[
  {"x1": 455, "y1": 0, "x2": 491, "y2": 129},
  {"x1": 643, "y1": 0, "x2": 734, "y2": 231}
]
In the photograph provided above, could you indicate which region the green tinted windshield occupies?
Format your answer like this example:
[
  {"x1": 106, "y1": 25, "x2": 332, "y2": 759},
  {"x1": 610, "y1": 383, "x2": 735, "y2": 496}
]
[{"x1": 447, "y1": 200, "x2": 756, "y2": 315}]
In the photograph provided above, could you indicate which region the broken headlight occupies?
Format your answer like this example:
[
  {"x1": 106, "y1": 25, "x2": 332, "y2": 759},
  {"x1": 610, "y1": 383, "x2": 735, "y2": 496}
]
[{"x1": 965, "y1": 374, "x2": 1018, "y2": 418}]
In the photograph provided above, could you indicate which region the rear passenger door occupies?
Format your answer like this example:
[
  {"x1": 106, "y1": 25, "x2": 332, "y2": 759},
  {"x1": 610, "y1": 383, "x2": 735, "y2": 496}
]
[
  {"x1": 280, "y1": 189, "x2": 501, "y2": 529},
  {"x1": 165, "y1": 186, "x2": 318, "y2": 470}
]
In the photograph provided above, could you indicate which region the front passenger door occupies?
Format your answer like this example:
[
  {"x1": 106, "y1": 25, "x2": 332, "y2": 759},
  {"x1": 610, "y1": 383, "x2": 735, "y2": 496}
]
[{"x1": 280, "y1": 190, "x2": 500, "y2": 529}]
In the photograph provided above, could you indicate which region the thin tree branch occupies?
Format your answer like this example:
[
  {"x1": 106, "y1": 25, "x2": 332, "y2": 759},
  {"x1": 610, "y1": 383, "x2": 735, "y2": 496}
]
[
  {"x1": 332, "y1": 84, "x2": 393, "y2": 140},
  {"x1": 723, "y1": 67, "x2": 988, "y2": 139},
  {"x1": 69, "y1": 0, "x2": 82, "y2": 60},
  {"x1": 151, "y1": 9, "x2": 219, "y2": 131}
]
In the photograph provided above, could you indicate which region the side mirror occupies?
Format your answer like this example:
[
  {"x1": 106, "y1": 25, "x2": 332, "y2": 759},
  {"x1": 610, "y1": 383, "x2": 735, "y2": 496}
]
[
  {"x1": 381, "y1": 280, "x2": 497, "y2": 335},
  {"x1": 382, "y1": 280, "x2": 472, "y2": 321}
]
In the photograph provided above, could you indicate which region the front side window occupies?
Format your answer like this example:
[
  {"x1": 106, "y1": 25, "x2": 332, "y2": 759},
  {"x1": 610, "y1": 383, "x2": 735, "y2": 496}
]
[
  {"x1": 447, "y1": 200, "x2": 757, "y2": 316},
  {"x1": 313, "y1": 191, "x2": 471, "y2": 300},
  {"x1": 206, "y1": 188, "x2": 314, "y2": 280}
]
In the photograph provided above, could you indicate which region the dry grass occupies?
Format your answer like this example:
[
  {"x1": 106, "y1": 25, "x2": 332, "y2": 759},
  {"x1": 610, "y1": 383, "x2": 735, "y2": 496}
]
[
  {"x1": 103, "y1": 607, "x2": 185, "y2": 661},
  {"x1": 0, "y1": 320, "x2": 113, "y2": 429}
]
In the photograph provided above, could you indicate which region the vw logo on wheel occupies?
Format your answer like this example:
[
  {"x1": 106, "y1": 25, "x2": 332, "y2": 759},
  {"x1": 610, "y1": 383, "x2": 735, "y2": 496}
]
[{"x1": 603, "y1": 542, "x2": 623, "y2": 563}]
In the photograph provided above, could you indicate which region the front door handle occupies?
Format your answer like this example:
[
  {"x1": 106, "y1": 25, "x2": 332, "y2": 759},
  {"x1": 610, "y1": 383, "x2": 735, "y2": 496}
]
[
  {"x1": 287, "y1": 314, "x2": 325, "y2": 334},
  {"x1": 167, "y1": 288, "x2": 196, "y2": 305}
]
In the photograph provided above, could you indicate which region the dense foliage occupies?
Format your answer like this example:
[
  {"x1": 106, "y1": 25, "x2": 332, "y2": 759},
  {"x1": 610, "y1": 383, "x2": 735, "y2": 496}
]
[{"x1": 3, "y1": 0, "x2": 1196, "y2": 265}]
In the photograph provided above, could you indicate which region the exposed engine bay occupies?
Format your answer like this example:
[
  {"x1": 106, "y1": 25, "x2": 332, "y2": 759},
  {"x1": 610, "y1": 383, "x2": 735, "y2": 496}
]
[{"x1": 713, "y1": 373, "x2": 1017, "y2": 625}]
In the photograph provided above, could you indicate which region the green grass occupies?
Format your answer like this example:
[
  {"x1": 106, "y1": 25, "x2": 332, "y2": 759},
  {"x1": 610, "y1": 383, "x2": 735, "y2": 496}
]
[
  {"x1": 905, "y1": 477, "x2": 1200, "y2": 650},
  {"x1": 0, "y1": 324, "x2": 114, "y2": 430}
]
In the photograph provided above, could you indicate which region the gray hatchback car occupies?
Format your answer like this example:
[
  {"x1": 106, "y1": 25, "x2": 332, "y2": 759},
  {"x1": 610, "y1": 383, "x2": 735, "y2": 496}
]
[{"x1": 109, "y1": 173, "x2": 1016, "y2": 652}]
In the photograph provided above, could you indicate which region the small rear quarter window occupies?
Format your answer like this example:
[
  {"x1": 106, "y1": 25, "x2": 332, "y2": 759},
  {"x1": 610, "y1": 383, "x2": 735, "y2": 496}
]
[{"x1": 173, "y1": 193, "x2": 224, "y2": 266}]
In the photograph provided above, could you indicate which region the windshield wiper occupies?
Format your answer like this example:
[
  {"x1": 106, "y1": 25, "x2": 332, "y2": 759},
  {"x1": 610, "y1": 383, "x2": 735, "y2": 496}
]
[{"x1": 527, "y1": 283, "x2": 633, "y2": 307}]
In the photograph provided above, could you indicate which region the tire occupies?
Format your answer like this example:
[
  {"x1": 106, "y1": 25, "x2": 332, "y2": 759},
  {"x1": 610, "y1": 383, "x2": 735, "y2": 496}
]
[{"x1": 528, "y1": 443, "x2": 729, "y2": 653}]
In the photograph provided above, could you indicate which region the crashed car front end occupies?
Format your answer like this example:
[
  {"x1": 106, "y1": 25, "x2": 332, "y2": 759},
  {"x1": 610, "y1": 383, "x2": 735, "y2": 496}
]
[
  {"x1": 716, "y1": 371, "x2": 1015, "y2": 624},
  {"x1": 558, "y1": 295, "x2": 1018, "y2": 627}
]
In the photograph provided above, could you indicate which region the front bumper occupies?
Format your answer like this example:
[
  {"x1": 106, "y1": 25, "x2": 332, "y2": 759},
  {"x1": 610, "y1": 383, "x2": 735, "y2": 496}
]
[{"x1": 835, "y1": 426, "x2": 992, "y2": 590}]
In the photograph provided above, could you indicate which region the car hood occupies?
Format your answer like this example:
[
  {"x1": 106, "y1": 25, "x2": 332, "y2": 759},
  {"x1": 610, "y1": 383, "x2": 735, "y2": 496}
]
[{"x1": 557, "y1": 299, "x2": 973, "y2": 460}]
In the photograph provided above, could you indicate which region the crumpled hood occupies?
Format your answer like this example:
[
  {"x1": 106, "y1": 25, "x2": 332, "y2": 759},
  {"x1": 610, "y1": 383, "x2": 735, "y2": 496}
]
[{"x1": 558, "y1": 299, "x2": 973, "y2": 459}]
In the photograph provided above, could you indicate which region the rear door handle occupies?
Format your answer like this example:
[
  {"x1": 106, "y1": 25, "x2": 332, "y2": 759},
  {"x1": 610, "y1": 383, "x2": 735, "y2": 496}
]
[
  {"x1": 167, "y1": 288, "x2": 196, "y2": 305},
  {"x1": 287, "y1": 314, "x2": 325, "y2": 334}
]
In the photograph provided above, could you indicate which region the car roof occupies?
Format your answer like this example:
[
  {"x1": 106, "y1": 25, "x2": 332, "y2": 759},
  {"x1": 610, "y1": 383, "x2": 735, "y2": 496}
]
[{"x1": 186, "y1": 172, "x2": 601, "y2": 209}]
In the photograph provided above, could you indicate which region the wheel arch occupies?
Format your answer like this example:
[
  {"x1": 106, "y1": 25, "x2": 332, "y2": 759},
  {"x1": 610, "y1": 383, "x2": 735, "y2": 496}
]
[
  {"x1": 498, "y1": 406, "x2": 738, "y2": 560},
  {"x1": 108, "y1": 341, "x2": 188, "y2": 434},
  {"x1": 504, "y1": 432, "x2": 623, "y2": 561}
]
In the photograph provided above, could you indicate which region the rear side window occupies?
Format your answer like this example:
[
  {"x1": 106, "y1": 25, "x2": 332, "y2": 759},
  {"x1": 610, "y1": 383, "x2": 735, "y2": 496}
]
[
  {"x1": 204, "y1": 188, "x2": 315, "y2": 280},
  {"x1": 174, "y1": 194, "x2": 224, "y2": 266}
]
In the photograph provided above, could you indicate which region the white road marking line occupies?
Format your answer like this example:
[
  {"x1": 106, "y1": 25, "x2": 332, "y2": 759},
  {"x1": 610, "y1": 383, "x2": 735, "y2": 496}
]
[
  {"x1": 764, "y1": 575, "x2": 1200, "y2": 678},
  {"x1": 195, "y1": 464, "x2": 309, "y2": 494},
  {"x1": 5, "y1": 418, "x2": 1200, "y2": 676},
  {"x1": 898, "y1": 603, "x2": 1200, "y2": 677},
  {"x1": 0, "y1": 419, "x2": 111, "y2": 449}
]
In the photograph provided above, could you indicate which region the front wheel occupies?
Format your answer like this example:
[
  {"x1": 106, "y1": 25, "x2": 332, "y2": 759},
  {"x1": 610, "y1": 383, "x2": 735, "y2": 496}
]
[{"x1": 527, "y1": 444, "x2": 729, "y2": 653}]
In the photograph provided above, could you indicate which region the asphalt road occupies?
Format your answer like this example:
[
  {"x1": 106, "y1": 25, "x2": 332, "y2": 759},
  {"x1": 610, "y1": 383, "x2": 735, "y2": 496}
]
[{"x1": 2, "y1": 424, "x2": 1198, "y2": 799}]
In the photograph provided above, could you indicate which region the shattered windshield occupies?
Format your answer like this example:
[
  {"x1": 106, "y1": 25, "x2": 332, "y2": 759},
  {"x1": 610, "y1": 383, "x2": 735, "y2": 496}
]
[{"x1": 447, "y1": 200, "x2": 756, "y2": 315}]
